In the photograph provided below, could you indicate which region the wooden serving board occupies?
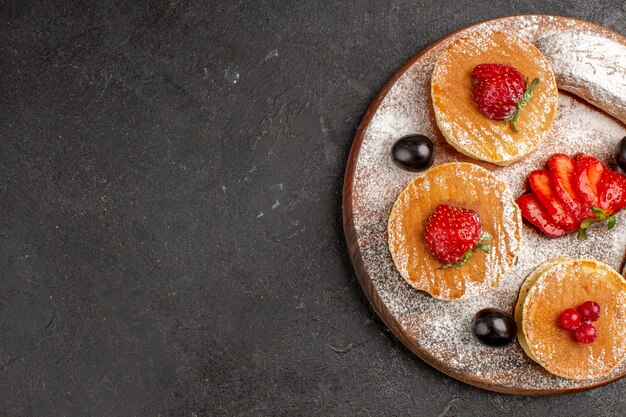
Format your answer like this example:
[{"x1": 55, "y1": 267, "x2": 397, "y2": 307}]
[{"x1": 343, "y1": 15, "x2": 626, "y2": 395}]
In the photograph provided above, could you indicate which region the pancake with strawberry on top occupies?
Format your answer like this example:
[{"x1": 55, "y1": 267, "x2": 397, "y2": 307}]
[
  {"x1": 431, "y1": 31, "x2": 558, "y2": 166},
  {"x1": 388, "y1": 162, "x2": 522, "y2": 300}
]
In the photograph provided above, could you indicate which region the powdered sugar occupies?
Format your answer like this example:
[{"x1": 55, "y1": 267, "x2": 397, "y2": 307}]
[
  {"x1": 347, "y1": 15, "x2": 626, "y2": 392},
  {"x1": 536, "y1": 32, "x2": 626, "y2": 123}
]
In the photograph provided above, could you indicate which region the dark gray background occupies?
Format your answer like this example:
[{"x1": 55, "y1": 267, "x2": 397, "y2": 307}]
[{"x1": 1, "y1": 1, "x2": 625, "y2": 416}]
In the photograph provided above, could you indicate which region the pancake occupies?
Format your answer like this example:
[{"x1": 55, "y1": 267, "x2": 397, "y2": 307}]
[
  {"x1": 516, "y1": 258, "x2": 626, "y2": 380},
  {"x1": 514, "y1": 258, "x2": 571, "y2": 363},
  {"x1": 431, "y1": 31, "x2": 558, "y2": 166},
  {"x1": 387, "y1": 162, "x2": 521, "y2": 300}
]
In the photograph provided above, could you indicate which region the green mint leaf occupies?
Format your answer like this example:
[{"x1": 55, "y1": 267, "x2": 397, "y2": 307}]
[
  {"x1": 439, "y1": 249, "x2": 474, "y2": 270},
  {"x1": 608, "y1": 216, "x2": 616, "y2": 230},
  {"x1": 580, "y1": 219, "x2": 594, "y2": 229},
  {"x1": 476, "y1": 243, "x2": 491, "y2": 252}
]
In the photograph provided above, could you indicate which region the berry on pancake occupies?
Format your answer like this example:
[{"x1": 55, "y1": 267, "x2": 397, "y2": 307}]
[
  {"x1": 471, "y1": 63, "x2": 539, "y2": 132},
  {"x1": 424, "y1": 204, "x2": 491, "y2": 268}
]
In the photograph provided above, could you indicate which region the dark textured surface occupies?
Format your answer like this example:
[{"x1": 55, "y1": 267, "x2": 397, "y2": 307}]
[{"x1": 1, "y1": 1, "x2": 625, "y2": 416}]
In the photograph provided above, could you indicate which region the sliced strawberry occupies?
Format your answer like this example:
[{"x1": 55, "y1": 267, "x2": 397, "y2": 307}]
[
  {"x1": 516, "y1": 193, "x2": 569, "y2": 237},
  {"x1": 528, "y1": 170, "x2": 577, "y2": 228},
  {"x1": 547, "y1": 154, "x2": 586, "y2": 221},
  {"x1": 597, "y1": 170, "x2": 626, "y2": 215},
  {"x1": 575, "y1": 155, "x2": 606, "y2": 208}
]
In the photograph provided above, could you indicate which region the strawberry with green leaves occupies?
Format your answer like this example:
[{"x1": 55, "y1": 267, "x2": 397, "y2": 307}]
[
  {"x1": 578, "y1": 168, "x2": 626, "y2": 238},
  {"x1": 516, "y1": 153, "x2": 626, "y2": 239},
  {"x1": 471, "y1": 63, "x2": 540, "y2": 132},
  {"x1": 424, "y1": 204, "x2": 491, "y2": 268}
]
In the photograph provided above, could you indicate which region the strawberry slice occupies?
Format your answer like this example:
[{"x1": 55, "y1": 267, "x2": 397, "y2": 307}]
[
  {"x1": 528, "y1": 170, "x2": 577, "y2": 228},
  {"x1": 547, "y1": 154, "x2": 586, "y2": 221},
  {"x1": 518, "y1": 153, "x2": 623, "y2": 239},
  {"x1": 597, "y1": 170, "x2": 626, "y2": 215},
  {"x1": 575, "y1": 155, "x2": 606, "y2": 208},
  {"x1": 516, "y1": 193, "x2": 569, "y2": 237}
]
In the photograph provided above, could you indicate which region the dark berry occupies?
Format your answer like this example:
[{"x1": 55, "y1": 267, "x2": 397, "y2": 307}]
[
  {"x1": 574, "y1": 323, "x2": 597, "y2": 344},
  {"x1": 577, "y1": 301, "x2": 601, "y2": 323},
  {"x1": 470, "y1": 308, "x2": 517, "y2": 347},
  {"x1": 616, "y1": 136, "x2": 626, "y2": 172},
  {"x1": 557, "y1": 308, "x2": 581, "y2": 331},
  {"x1": 391, "y1": 135, "x2": 434, "y2": 172}
]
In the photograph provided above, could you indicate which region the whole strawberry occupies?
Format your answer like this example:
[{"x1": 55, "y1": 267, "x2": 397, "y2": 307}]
[
  {"x1": 471, "y1": 63, "x2": 539, "y2": 132},
  {"x1": 425, "y1": 204, "x2": 491, "y2": 268}
]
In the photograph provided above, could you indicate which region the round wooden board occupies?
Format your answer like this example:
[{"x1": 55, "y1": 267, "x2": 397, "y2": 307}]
[{"x1": 343, "y1": 15, "x2": 626, "y2": 395}]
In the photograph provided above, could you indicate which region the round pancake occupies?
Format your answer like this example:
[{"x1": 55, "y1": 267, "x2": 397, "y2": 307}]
[
  {"x1": 431, "y1": 31, "x2": 558, "y2": 166},
  {"x1": 515, "y1": 258, "x2": 571, "y2": 364},
  {"x1": 516, "y1": 258, "x2": 626, "y2": 380},
  {"x1": 387, "y1": 162, "x2": 521, "y2": 300}
]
